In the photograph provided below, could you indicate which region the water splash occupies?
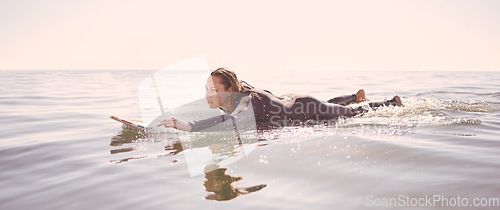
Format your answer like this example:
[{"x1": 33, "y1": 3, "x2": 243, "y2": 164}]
[{"x1": 333, "y1": 98, "x2": 483, "y2": 136}]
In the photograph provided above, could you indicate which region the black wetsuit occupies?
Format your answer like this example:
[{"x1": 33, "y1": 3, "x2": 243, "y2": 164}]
[{"x1": 190, "y1": 85, "x2": 397, "y2": 131}]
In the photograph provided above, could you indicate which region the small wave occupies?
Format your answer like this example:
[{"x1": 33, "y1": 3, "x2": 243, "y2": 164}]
[
  {"x1": 445, "y1": 117, "x2": 481, "y2": 126},
  {"x1": 441, "y1": 100, "x2": 493, "y2": 112}
]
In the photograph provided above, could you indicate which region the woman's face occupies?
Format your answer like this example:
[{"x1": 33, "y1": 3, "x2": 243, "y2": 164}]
[{"x1": 205, "y1": 76, "x2": 230, "y2": 109}]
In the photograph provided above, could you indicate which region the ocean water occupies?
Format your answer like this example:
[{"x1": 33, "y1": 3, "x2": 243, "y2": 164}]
[{"x1": 1, "y1": 70, "x2": 499, "y2": 209}]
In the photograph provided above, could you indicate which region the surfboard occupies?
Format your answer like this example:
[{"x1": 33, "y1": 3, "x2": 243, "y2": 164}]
[{"x1": 110, "y1": 115, "x2": 149, "y2": 130}]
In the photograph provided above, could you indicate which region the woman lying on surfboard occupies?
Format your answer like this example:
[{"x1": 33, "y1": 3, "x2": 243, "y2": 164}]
[{"x1": 158, "y1": 68, "x2": 403, "y2": 131}]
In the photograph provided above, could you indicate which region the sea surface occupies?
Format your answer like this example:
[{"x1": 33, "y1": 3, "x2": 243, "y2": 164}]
[{"x1": 1, "y1": 70, "x2": 499, "y2": 209}]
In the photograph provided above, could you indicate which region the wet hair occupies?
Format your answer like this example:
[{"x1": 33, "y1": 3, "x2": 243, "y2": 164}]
[
  {"x1": 210, "y1": 68, "x2": 244, "y2": 92},
  {"x1": 210, "y1": 67, "x2": 263, "y2": 111}
]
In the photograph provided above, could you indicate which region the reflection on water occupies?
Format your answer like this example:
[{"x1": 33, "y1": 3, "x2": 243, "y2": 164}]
[
  {"x1": 110, "y1": 126, "x2": 147, "y2": 147},
  {"x1": 203, "y1": 165, "x2": 266, "y2": 201},
  {"x1": 110, "y1": 125, "x2": 267, "y2": 201},
  {"x1": 163, "y1": 141, "x2": 184, "y2": 156},
  {"x1": 109, "y1": 126, "x2": 185, "y2": 163}
]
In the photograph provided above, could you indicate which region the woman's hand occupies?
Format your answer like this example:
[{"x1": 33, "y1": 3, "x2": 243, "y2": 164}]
[{"x1": 157, "y1": 117, "x2": 192, "y2": 131}]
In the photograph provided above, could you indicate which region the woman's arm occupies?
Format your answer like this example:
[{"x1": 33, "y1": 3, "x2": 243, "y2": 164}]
[
  {"x1": 157, "y1": 114, "x2": 233, "y2": 132},
  {"x1": 157, "y1": 118, "x2": 192, "y2": 131}
]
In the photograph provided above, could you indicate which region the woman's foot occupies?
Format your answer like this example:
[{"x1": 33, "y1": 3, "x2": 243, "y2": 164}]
[
  {"x1": 391, "y1": 95, "x2": 403, "y2": 106},
  {"x1": 356, "y1": 89, "x2": 368, "y2": 103}
]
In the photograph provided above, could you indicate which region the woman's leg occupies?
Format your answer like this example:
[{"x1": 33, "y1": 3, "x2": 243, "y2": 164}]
[
  {"x1": 327, "y1": 89, "x2": 367, "y2": 105},
  {"x1": 368, "y1": 96, "x2": 403, "y2": 108},
  {"x1": 326, "y1": 94, "x2": 356, "y2": 105},
  {"x1": 290, "y1": 96, "x2": 363, "y2": 121},
  {"x1": 286, "y1": 94, "x2": 402, "y2": 122}
]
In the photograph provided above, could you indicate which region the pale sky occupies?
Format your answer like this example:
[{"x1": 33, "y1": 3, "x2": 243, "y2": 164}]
[{"x1": 1, "y1": 0, "x2": 499, "y2": 74}]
